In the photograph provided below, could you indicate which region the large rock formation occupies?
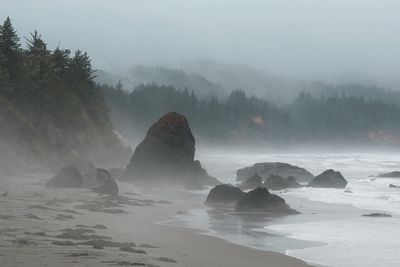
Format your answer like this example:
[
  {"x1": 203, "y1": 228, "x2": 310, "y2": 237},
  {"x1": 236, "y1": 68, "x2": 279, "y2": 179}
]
[
  {"x1": 239, "y1": 174, "x2": 263, "y2": 190},
  {"x1": 308, "y1": 169, "x2": 348, "y2": 188},
  {"x1": 121, "y1": 112, "x2": 220, "y2": 188},
  {"x1": 263, "y1": 175, "x2": 301, "y2": 190},
  {"x1": 45, "y1": 165, "x2": 83, "y2": 188},
  {"x1": 237, "y1": 162, "x2": 314, "y2": 183},
  {"x1": 235, "y1": 187, "x2": 296, "y2": 213},
  {"x1": 204, "y1": 184, "x2": 245, "y2": 207}
]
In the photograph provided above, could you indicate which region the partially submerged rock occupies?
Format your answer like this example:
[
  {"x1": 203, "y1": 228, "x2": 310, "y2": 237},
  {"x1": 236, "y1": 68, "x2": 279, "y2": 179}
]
[
  {"x1": 237, "y1": 162, "x2": 314, "y2": 183},
  {"x1": 239, "y1": 174, "x2": 263, "y2": 190},
  {"x1": 235, "y1": 187, "x2": 296, "y2": 214},
  {"x1": 204, "y1": 184, "x2": 245, "y2": 207},
  {"x1": 308, "y1": 169, "x2": 348, "y2": 189},
  {"x1": 263, "y1": 175, "x2": 301, "y2": 190},
  {"x1": 377, "y1": 171, "x2": 400, "y2": 178},
  {"x1": 121, "y1": 112, "x2": 220, "y2": 188},
  {"x1": 362, "y1": 213, "x2": 392, "y2": 218},
  {"x1": 45, "y1": 165, "x2": 82, "y2": 188},
  {"x1": 389, "y1": 184, "x2": 400, "y2": 188}
]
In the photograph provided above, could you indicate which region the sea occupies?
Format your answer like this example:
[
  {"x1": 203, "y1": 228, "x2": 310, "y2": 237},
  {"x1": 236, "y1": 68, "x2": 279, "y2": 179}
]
[{"x1": 168, "y1": 150, "x2": 400, "y2": 267}]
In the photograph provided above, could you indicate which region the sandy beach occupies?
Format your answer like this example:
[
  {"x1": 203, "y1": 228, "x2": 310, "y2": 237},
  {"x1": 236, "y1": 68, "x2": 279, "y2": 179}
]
[{"x1": 0, "y1": 174, "x2": 312, "y2": 267}]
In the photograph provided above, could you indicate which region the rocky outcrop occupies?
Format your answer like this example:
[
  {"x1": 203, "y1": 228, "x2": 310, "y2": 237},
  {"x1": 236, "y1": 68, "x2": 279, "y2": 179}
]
[
  {"x1": 263, "y1": 175, "x2": 301, "y2": 190},
  {"x1": 204, "y1": 184, "x2": 245, "y2": 207},
  {"x1": 45, "y1": 165, "x2": 83, "y2": 188},
  {"x1": 308, "y1": 169, "x2": 348, "y2": 188},
  {"x1": 377, "y1": 171, "x2": 400, "y2": 178},
  {"x1": 92, "y1": 168, "x2": 119, "y2": 196},
  {"x1": 121, "y1": 112, "x2": 220, "y2": 188},
  {"x1": 235, "y1": 187, "x2": 296, "y2": 213},
  {"x1": 46, "y1": 165, "x2": 119, "y2": 195},
  {"x1": 237, "y1": 162, "x2": 313, "y2": 183},
  {"x1": 239, "y1": 174, "x2": 263, "y2": 190}
]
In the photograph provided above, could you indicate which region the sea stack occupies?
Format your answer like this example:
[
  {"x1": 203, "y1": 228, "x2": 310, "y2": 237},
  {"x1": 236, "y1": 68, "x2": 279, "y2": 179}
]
[{"x1": 121, "y1": 112, "x2": 220, "y2": 188}]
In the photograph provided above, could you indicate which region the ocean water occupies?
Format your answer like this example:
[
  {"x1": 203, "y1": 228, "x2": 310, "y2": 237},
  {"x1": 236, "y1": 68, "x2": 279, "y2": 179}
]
[{"x1": 181, "y1": 151, "x2": 400, "y2": 267}]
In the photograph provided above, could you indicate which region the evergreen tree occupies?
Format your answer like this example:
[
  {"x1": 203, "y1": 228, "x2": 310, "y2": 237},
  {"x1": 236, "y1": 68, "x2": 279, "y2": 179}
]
[
  {"x1": 24, "y1": 30, "x2": 51, "y2": 80},
  {"x1": 0, "y1": 17, "x2": 20, "y2": 80}
]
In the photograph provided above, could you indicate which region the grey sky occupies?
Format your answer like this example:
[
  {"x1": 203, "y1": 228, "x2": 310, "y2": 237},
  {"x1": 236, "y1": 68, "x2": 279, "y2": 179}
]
[{"x1": 1, "y1": 0, "x2": 400, "y2": 88}]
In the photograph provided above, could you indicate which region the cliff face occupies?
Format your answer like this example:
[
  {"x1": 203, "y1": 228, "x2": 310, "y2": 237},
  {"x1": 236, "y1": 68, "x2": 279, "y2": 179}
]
[{"x1": 0, "y1": 94, "x2": 130, "y2": 176}]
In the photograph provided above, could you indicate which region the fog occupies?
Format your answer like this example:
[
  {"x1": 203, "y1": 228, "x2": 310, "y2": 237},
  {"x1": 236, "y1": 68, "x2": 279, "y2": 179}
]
[{"x1": 2, "y1": 0, "x2": 400, "y2": 89}]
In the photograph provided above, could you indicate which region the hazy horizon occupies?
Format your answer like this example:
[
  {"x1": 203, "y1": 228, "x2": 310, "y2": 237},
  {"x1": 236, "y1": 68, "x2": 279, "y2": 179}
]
[{"x1": 1, "y1": 0, "x2": 400, "y2": 89}]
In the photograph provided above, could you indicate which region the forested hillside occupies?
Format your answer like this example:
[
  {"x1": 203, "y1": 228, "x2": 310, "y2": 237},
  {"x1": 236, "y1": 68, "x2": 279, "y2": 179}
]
[
  {"x1": 103, "y1": 83, "x2": 400, "y2": 147},
  {"x1": 0, "y1": 17, "x2": 129, "y2": 175}
]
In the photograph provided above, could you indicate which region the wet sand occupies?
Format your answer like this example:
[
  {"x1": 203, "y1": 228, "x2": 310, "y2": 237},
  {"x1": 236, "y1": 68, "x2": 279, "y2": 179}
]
[{"x1": 0, "y1": 174, "x2": 312, "y2": 267}]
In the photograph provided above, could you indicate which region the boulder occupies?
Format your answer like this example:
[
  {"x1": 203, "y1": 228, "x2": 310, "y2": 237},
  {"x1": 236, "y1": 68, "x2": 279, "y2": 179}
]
[
  {"x1": 389, "y1": 184, "x2": 400, "y2": 188},
  {"x1": 45, "y1": 165, "x2": 82, "y2": 188},
  {"x1": 235, "y1": 187, "x2": 296, "y2": 214},
  {"x1": 377, "y1": 171, "x2": 400, "y2": 178},
  {"x1": 237, "y1": 162, "x2": 313, "y2": 183},
  {"x1": 121, "y1": 112, "x2": 220, "y2": 188},
  {"x1": 239, "y1": 174, "x2": 263, "y2": 190},
  {"x1": 205, "y1": 184, "x2": 245, "y2": 207},
  {"x1": 263, "y1": 175, "x2": 301, "y2": 190},
  {"x1": 92, "y1": 168, "x2": 119, "y2": 196},
  {"x1": 308, "y1": 169, "x2": 347, "y2": 188}
]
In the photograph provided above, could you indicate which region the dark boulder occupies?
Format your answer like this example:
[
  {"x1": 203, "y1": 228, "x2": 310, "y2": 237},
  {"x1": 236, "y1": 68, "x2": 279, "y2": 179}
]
[
  {"x1": 92, "y1": 168, "x2": 119, "y2": 196},
  {"x1": 389, "y1": 184, "x2": 400, "y2": 188},
  {"x1": 239, "y1": 174, "x2": 263, "y2": 190},
  {"x1": 237, "y1": 162, "x2": 313, "y2": 183},
  {"x1": 121, "y1": 112, "x2": 220, "y2": 188},
  {"x1": 377, "y1": 171, "x2": 400, "y2": 178},
  {"x1": 205, "y1": 184, "x2": 245, "y2": 207},
  {"x1": 308, "y1": 169, "x2": 347, "y2": 189},
  {"x1": 264, "y1": 175, "x2": 301, "y2": 190},
  {"x1": 235, "y1": 187, "x2": 296, "y2": 213},
  {"x1": 46, "y1": 165, "x2": 82, "y2": 188}
]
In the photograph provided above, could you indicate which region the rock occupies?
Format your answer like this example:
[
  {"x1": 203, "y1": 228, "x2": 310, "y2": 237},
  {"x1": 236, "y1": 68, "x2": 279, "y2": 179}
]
[
  {"x1": 45, "y1": 165, "x2": 82, "y2": 188},
  {"x1": 237, "y1": 162, "x2": 314, "y2": 183},
  {"x1": 204, "y1": 184, "x2": 245, "y2": 207},
  {"x1": 121, "y1": 112, "x2": 220, "y2": 188},
  {"x1": 389, "y1": 184, "x2": 400, "y2": 188},
  {"x1": 377, "y1": 171, "x2": 400, "y2": 178},
  {"x1": 235, "y1": 187, "x2": 296, "y2": 213},
  {"x1": 308, "y1": 169, "x2": 348, "y2": 189},
  {"x1": 264, "y1": 175, "x2": 301, "y2": 190},
  {"x1": 92, "y1": 168, "x2": 119, "y2": 195},
  {"x1": 1, "y1": 191, "x2": 8, "y2": 197},
  {"x1": 344, "y1": 189, "x2": 353, "y2": 193},
  {"x1": 362, "y1": 213, "x2": 392, "y2": 217},
  {"x1": 239, "y1": 174, "x2": 263, "y2": 190}
]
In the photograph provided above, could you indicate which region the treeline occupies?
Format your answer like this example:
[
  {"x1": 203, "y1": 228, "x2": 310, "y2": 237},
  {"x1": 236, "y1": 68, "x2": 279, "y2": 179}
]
[
  {"x1": 103, "y1": 83, "x2": 400, "y2": 145},
  {"x1": 0, "y1": 17, "x2": 127, "y2": 173}
]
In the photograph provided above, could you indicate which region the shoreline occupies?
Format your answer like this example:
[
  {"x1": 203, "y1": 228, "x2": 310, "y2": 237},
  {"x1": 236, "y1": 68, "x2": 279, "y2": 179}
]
[{"x1": 0, "y1": 175, "x2": 313, "y2": 267}]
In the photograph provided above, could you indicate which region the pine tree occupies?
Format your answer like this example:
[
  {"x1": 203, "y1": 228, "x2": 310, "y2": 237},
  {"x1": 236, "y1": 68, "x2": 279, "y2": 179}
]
[
  {"x1": 52, "y1": 47, "x2": 71, "y2": 80},
  {"x1": 68, "y1": 50, "x2": 95, "y2": 84},
  {"x1": 25, "y1": 30, "x2": 50, "y2": 80},
  {"x1": 0, "y1": 17, "x2": 20, "y2": 80}
]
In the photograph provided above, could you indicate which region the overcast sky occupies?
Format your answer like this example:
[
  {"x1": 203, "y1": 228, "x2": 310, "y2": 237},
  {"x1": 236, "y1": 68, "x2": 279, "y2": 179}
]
[{"x1": 1, "y1": 0, "x2": 400, "y2": 88}]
